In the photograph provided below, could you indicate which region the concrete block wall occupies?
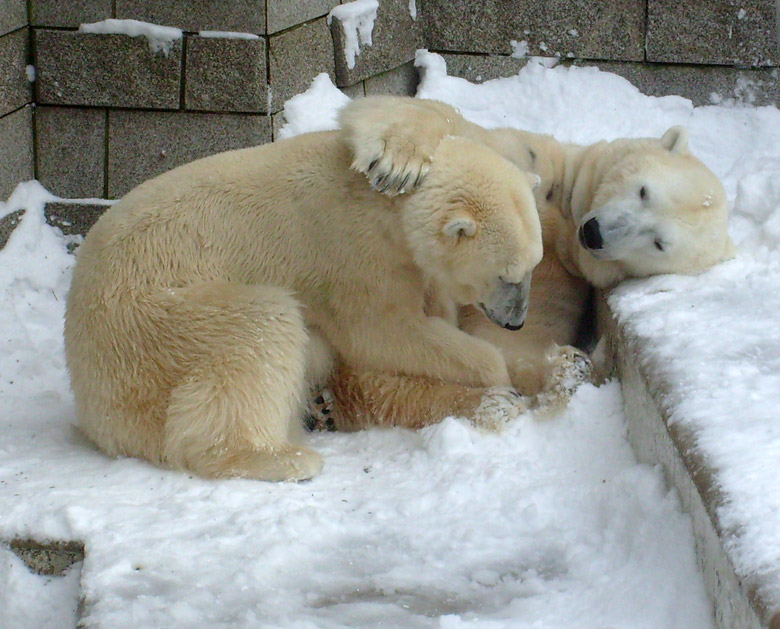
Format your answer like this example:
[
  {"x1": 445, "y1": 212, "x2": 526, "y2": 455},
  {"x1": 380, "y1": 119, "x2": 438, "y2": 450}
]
[
  {"x1": 423, "y1": 0, "x2": 780, "y2": 107},
  {"x1": 0, "y1": 0, "x2": 33, "y2": 199},
  {"x1": 24, "y1": 0, "x2": 422, "y2": 199},
  {"x1": 0, "y1": 0, "x2": 778, "y2": 201}
]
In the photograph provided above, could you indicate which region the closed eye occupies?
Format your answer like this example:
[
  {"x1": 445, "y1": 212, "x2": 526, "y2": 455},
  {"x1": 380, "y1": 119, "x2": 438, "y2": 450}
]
[
  {"x1": 639, "y1": 186, "x2": 647, "y2": 200},
  {"x1": 654, "y1": 239, "x2": 665, "y2": 251}
]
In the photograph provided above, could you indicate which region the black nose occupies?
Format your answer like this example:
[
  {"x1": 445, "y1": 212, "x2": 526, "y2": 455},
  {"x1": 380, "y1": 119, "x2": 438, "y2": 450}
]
[
  {"x1": 503, "y1": 322, "x2": 523, "y2": 331},
  {"x1": 579, "y1": 218, "x2": 603, "y2": 250}
]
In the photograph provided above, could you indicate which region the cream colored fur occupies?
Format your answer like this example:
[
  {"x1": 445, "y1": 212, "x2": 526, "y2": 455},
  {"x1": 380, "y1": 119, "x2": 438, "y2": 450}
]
[
  {"x1": 322, "y1": 96, "x2": 735, "y2": 427},
  {"x1": 64, "y1": 130, "x2": 542, "y2": 480}
]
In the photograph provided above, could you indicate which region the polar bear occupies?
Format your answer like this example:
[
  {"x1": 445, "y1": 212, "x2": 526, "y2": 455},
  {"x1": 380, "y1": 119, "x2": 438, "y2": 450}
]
[
  {"x1": 309, "y1": 95, "x2": 735, "y2": 429},
  {"x1": 64, "y1": 130, "x2": 542, "y2": 481}
]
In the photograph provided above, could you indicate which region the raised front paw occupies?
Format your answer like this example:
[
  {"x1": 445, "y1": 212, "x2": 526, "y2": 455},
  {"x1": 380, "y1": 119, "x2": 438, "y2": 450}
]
[
  {"x1": 339, "y1": 97, "x2": 460, "y2": 196},
  {"x1": 304, "y1": 387, "x2": 336, "y2": 432},
  {"x1": 359, "y1": 136, "x2": 432, "y2": 196},
  {"x1": 471, "y1": 386, "x2": 528, "y2": 431}
]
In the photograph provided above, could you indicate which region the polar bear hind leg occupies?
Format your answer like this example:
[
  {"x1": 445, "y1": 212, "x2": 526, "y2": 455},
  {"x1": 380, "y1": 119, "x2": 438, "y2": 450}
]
[{"x1": 159, "y1": 281, "x2": 323, "y2": 481}]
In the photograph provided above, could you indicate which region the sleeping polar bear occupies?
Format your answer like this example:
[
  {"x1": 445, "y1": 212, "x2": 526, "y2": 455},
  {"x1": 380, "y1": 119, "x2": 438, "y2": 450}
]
[
  {"x1": 64, "y1": 130, "x2": 543, "y2": 481},
  {"x1": 307, "y1": 95, "x2": 735, "y2": 430}
]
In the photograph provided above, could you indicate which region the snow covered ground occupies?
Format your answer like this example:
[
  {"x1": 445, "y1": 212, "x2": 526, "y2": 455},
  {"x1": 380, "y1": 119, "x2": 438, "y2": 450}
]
[{"x1": 2, "y1": 51, "x2": 779, "y2": 627}]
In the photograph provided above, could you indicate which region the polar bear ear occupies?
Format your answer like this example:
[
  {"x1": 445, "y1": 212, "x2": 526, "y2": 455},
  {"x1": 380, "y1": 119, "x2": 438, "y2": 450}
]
[
  {"x1": 660, "y1": 126, "x2": 690, "y2": 155},
  {"x1": 524, "y1": 172, "x2": 542, "y2": 191},
  {"x1": 443, "y1": 213, "x2": 477, "y2": 239}
]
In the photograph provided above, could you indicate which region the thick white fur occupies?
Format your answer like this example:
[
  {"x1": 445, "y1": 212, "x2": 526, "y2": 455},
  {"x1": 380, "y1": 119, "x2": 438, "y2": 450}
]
[
  {"x1": 64, "y1": 131, "x2": 542, "y2": 480},
  {"x1": 336, "y1": 96, "x2": 736, "y2": 409}
]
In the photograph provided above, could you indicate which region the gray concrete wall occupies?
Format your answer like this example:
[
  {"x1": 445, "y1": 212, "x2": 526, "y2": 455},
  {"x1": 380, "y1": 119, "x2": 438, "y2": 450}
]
[
  {"x1": 0, "y1": 0, "x2": 33, "y2": 199},
  {"x1": 1, "y1": 1, "x2": 779, "y2": 199}
]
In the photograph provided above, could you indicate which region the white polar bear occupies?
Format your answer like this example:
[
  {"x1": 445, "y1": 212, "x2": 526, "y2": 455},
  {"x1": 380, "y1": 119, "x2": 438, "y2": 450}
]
[
  {"x1": 312, "y1": 96, "x2": 735, "y2": 428},
  {"x1": 64, "y1": 130, "x2": 542, "y2": 481}
]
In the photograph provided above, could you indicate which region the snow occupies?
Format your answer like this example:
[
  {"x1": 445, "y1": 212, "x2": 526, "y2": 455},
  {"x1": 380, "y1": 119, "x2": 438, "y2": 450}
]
[
  {"x1": 411, "y1": 49, "x2": 780, "y2": 614},
  {"x1": 328, "y1": 0, "x2": 379, "y2": 70},
  {"x1": 79, "y1": 19, "x2": 182, "y2": 56},
  {"x1": 197, "y1": 31, "x2": 260, "y2": 41},
  {"x1": 3, "y1": 49, "x2": 780, "y2": 627}
]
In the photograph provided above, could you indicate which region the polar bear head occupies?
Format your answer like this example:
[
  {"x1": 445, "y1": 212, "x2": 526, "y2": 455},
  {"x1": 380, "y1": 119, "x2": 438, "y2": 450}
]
[
  {"x1": 401, "y1": 136, "x2": 543, "y2": 330},
  {"x1": 568, "y1": 127, "x2": 735, "y2": 288}
]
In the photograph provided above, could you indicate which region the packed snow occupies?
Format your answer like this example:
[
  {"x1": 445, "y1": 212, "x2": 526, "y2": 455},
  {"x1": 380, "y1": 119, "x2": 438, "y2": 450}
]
[
  {"x1": 79, "y1": 19, "x2": 182, "y2": 56},
  {"x1": 197, "y1": 31, "x2": 261, "y2": 41},
  {"x1": 3, "y1": 49, "x2": 780, "y2": 627},
  {"x1": 328, "y1": 0, "x2": 379, "y2": 70}
]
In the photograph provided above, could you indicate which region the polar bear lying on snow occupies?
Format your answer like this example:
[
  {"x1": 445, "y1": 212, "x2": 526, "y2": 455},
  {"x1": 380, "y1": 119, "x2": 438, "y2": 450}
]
[
  {"x1": 309, "y1": 96, "x2": 735, "y2": 430},
  {"x1": 64, "y1": 130, "x2": 543, "y2": 481}
]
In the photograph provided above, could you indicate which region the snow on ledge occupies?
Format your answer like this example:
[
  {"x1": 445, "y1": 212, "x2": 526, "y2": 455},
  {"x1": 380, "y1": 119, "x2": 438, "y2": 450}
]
[
  {"x1": 79, "y1": 19, "x2": 182, "y2": 56},
  {"x1": 197, "y1": 30, "x2": 260, "y2": 40},
  {"x1": 328, "y1": 0, "x2": 379, "y2": 70}
]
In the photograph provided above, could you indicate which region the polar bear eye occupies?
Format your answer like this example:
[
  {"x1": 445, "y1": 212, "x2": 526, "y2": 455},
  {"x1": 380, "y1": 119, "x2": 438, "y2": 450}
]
[{"x1": 639, "y1": 186, "x2": 648, "y2": 200}]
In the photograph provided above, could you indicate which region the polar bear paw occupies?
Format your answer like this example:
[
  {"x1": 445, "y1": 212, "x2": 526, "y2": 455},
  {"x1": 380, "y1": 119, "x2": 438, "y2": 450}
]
[
  {"x1": 354, "y1": 135, "x2": 433, "y2": 196},
  {"x1": 535, "y1": 346, "x2": 595, "y2": 411},
  {"x1": 304, "y1": 387, "x2": 336, "y2": 432},
  {"x1": 471, "y1": 386, "x2": 528, "y2": 431}
]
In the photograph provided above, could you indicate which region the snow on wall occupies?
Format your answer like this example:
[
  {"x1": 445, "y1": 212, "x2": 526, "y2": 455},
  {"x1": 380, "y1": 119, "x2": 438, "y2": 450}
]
[
  {"x1": 79, "y1": 19, "x2": 183, "y2": 56},
  {"x1": 328, "y1": 0, "x2": 379, "y2": 70},
  {"x1": 197, "y1": 30, "x2": 260, "y2": 40}
]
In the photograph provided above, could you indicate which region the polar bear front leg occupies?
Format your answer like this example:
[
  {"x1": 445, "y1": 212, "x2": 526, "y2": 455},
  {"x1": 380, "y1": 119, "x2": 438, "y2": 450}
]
[
  {"x1": 338, "y1": 96, "x2": 468, "y2": 195},
  {"x1": 317, "y1": 364, "x2": 526, "y2": 432},
  {"x1": 345, "y1": 315, "x2": 513, "y2": 391}
]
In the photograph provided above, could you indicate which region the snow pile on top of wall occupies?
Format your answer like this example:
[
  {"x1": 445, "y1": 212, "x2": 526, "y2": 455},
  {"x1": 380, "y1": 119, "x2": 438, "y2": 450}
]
[
  {"x1": 79, "y1": 19, "x2": 182, "y2": 55},
  {"x1": 328, "y1": 0, "x2": 379, "y2": 69},
  {"x1": 415, "y1": 49, "x2": 780, "y2": 613}
]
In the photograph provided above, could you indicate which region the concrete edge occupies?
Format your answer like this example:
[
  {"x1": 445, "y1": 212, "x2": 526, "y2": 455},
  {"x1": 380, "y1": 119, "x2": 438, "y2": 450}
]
[{"x1": 596, "y1": 290, "x2": 772, "y2": 629}]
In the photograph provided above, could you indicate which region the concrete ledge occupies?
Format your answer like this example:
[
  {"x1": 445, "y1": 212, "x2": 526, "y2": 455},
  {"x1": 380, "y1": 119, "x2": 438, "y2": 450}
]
[{"x1": 598, "y1": 292, "x2": 777, "y2": 629}]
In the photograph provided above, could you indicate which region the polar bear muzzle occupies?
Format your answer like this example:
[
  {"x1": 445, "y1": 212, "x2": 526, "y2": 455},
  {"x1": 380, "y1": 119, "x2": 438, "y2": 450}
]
[{"x1": 480, "y1": 274, "x2": 532, "y2": 331}]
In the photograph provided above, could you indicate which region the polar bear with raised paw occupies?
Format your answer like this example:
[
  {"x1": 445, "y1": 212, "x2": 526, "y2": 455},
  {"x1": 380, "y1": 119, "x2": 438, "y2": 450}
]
[{"x1": 64, "y1": 130, "x2": 543, "y2": 481}]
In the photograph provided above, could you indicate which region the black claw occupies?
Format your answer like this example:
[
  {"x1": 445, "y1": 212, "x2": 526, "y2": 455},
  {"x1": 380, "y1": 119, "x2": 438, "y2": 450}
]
[
  {"x1": 398, "y1": 172, "x2": 412, "y2": 192},
  {"x1": 303, "y1": 415, "x2": 317, "y2": 432},
  {"x1": 367, "y1": 158, "x2": 380, "y2": 173},
  {"x1": 314, "y1": 395, "x2": 325, "y2": 405},
  {"x1": 321, "y1": 407, "x2": 332, "y2": 415},
  {"x1": 325, "y1": 418, "x2": 336, "y2": 432},
  {"x1": 374, "y1": 173, "x2": 390, "y2": 191},
  {"x1": 413, "y1": 169, "x2": 426, "y2": 189}
]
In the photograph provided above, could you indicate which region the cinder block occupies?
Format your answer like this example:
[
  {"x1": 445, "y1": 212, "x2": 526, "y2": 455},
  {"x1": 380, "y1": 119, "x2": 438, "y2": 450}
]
[
  {"x1": 0, "y1": 0, "x2": 26, "y2": 36},
  {"x1": 115, "y1": 0, "x2": 265, "y2": 33},
  {"x1": 34, "y1": 29, "x2": 182, "y2": 108},
  {"x1": 268, "y1": 0, "x2": 333, "y2": 34},
  {"x1": 647, "y1": 0, "x2": 779, "y2": 67},
  {"x1": 341, "y1": 82, "x2": 365, "y2": 99},
  {"x1": 107, "y1": 110, "x2": 272, "y2": 197},
  {"x1": 424, "y1": 0, "x2": 644, "y2": 62},
  {"x1": 185, "y1": 35, "x2": 267, "y2": 113},
  {"x1": 268, "y1": 18, "x2": 335, "y2": 112},
  {"x1": 0, "y1": 107, "x2": 33, "y2": 201},
  {"x1": 440, "y1": 53, "x2": 527, "y2": 84},
  {"x1": 30, "y1": 0, "x2": 111, "y2": 27},
  {"x1": 35, "y1": 107, "x2": 106, "y2": 198},
  {"x1": 0, "y1": 29, "x2": 31, "y2": 115},
  {"x1": 585, "y1": 61, "x2": 780, "y2": 107},
  {"x1": 331, "y1": 0, "x2": 423, "y2": 87},
  {"x1": 364, "y1": 60, "x2": 418, "y2": 96}
]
